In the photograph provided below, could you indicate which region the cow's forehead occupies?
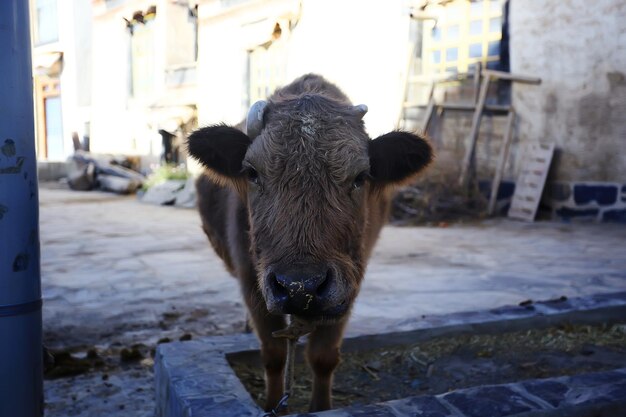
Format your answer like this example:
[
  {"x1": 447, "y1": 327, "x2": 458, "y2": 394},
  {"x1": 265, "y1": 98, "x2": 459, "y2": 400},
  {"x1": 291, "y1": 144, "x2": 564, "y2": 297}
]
[
  {"x1": 245, "y1": 95, "x2": 371, "y2": 182},
  {"x1": 246, "y1": 117, "x2": 369, "y2": 182}
]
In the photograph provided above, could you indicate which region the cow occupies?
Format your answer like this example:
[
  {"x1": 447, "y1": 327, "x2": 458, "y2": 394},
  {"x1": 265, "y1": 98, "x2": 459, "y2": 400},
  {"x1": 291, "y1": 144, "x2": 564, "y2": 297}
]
[{"x1": 187, "y1": 74, "x2": 432, "y2": 412}]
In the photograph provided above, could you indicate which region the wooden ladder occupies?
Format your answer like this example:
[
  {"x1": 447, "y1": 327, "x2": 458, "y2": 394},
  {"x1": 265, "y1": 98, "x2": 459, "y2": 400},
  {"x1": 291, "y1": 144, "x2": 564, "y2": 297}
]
[{"x1": 398, "y1": 65, "x2": 542, "y2": 217}]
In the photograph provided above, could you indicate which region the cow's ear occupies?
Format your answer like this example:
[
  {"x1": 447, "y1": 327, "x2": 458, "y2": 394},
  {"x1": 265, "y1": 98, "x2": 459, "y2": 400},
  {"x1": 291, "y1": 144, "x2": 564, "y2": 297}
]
[
  {"x1": 187, "y1": 124, "x2": 251, "y2": 186},
  {"x1": 369, "y1": 131, "x2": 433, "y2": 187}
]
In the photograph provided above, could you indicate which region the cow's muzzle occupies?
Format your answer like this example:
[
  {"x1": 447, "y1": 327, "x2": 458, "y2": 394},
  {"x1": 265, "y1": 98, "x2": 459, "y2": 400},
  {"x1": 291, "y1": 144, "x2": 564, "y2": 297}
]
[{"x1": 264, "y1": 263, "x2": 347, "y2": 319}]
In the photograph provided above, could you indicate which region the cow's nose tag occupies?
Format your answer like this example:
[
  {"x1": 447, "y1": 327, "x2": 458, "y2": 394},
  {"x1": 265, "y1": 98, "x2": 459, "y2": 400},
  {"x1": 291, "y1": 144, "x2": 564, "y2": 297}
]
[
  {"x1": 266, "y1": 317, "x2": 316, "y2": 417},
  {"x1": 272, "y1": 316, "x2": 315, "y2": 339}
]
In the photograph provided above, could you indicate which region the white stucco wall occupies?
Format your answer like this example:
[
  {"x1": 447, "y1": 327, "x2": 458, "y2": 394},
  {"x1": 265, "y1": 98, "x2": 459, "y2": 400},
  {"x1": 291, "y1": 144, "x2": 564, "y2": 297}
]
[
  {"x1": 510, "y1": 0, "x2": 626, "y2": 182},
  {"x1": 286, "y1": 0, "x2": 410, "y2": 136},
  {"x1": 90, "y1": 0, "x2": 170, "y2": 157},
  {"x1": 90, "y1": 4, "x2": 138, "y2": 155},
  {"x1": 196, "y1": 0, "x2": 413, "y2": 137}
]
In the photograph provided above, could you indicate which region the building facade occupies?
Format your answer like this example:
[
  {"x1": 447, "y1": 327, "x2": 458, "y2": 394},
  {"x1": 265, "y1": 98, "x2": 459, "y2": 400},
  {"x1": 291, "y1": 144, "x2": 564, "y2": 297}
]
[
  {"x1": 90, "y1": 0, "x2": 198, "y2": 166},
  {"x1": 30, "y1": 0, "x2": 93, "y2": 162},
  {"x1": 30, "y1": 0, "x2": 625, "y2": 221}
]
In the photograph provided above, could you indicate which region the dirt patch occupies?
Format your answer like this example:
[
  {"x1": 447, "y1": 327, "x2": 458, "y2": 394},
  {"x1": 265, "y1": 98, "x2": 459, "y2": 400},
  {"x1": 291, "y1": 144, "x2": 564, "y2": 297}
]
[
  {"x1": 390, "y1": 179, "x2": 489, "y2": 225},
  {"x1": 230, "y1": 323, "x2": 626, "y2": 413},
  {"x1": 44, "y1": 343, "x2": 156, "y2": 380}
]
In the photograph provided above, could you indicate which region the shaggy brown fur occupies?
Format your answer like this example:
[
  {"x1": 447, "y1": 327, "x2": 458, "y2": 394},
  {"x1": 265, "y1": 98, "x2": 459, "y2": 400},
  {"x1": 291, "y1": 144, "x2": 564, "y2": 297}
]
[{"x1": 188, "y1": 74, "x2": 432, "y2": 412}]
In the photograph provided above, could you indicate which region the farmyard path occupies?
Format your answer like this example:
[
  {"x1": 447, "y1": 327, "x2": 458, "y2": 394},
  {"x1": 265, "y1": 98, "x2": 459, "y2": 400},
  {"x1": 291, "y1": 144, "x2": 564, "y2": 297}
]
[{"x1": 40, "y1": 185, "x2": 626, "y2": 416}]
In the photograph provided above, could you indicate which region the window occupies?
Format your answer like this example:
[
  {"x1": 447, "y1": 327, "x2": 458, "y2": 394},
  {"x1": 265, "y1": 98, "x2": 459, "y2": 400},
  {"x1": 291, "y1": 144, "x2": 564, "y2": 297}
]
[
  {"x1": 432, "y1": 50, "x2": 441, "y2": 64},
  {"x1": 165, "y1": 4, "x2": 198, "y2": 67},
  {"x1": 470, "y1": 20, "x2": 483, "y2": 35},
  {"x1": 469, "y1": 43, "x2": 482, "y2": 58},
  {"x1": 446, "y1": 47, "x2": 458, "y2": 62},
  {"x1": 35, "y1": 0, "x2": 59, "y2": 45},
  {"x1": 432, "y1": 27, "x2": 442, "y2": 41},
  {"x1": 488, "y1": 40, "x2": 500, "y2": 56},
  {"x1": 447, "y1": 25, "x2": 460, "y2": 40},
  {"x1": 490, "y1": 0, "x2": 502, "y2": 12},
  {"x1": 35, "y1": 77, "x2": 64, "y2": 160},
  {"x1": 422, "y1": 0, "x2": 504, "y2": 74},
  {"x1": 44, "y1": 96, "x2": 64, "y2": 160},
  {"x1": 470, "y1": 1, "x2": 483, "y2": 15},
  {"x1": 490, "y1": 17, "x2": 502, "y2": 33}
]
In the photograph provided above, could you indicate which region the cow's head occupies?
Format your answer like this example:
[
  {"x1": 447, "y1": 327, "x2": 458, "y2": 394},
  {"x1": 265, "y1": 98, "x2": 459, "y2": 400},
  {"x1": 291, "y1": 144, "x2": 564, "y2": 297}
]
[{"x1": 188, "y1": 95, "x2": 432, "y2": 324}]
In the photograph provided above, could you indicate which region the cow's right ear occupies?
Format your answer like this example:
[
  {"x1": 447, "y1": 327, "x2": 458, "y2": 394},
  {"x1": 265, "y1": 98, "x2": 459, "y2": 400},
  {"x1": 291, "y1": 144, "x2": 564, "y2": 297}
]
[
  {"x1": 187, "y1": 124, "x2": 251, "y2": 186},
  {"x1": 368, "y1": 131, "x2": 433, "y2": 188}
]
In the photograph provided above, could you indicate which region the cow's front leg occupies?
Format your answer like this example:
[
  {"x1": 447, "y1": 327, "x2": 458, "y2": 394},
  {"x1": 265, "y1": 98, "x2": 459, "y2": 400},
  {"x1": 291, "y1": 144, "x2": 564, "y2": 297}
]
[
  {"x1": 306, "y1": 321, "x2": 347, "y2": 412},
  {"x1": 245, "y1": 293, "x2": 287, "y2": 411}
]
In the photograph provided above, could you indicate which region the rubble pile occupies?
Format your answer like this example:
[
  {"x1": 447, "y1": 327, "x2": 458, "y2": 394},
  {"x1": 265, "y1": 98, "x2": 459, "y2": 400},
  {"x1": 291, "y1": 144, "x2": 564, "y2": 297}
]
[{"x1": 66, "y1": 151, "x2": 145, "y2": 194}]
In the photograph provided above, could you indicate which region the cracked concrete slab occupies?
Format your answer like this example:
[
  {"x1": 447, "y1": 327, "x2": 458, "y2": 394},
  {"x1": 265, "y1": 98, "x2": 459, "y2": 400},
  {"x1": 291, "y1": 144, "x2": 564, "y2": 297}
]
[{"x1": 39, "y1": 185, "x2": 626, "y2": 417}]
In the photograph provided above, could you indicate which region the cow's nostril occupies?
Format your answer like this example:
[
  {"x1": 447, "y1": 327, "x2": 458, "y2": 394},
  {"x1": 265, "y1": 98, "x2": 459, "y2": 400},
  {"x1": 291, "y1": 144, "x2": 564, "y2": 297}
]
[
  {"x1": 315, "y1": 268, "x2": 333, "y2": 297},
  {"x1": 268, "y1": 272, "x2": 288, "y2": 298}
]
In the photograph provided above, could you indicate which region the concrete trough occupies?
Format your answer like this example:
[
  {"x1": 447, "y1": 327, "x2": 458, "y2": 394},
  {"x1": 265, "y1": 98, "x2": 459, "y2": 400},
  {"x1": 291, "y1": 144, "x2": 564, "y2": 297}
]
[{"x1": 155, "y1": 292, "x2": 626, "y2": 417}]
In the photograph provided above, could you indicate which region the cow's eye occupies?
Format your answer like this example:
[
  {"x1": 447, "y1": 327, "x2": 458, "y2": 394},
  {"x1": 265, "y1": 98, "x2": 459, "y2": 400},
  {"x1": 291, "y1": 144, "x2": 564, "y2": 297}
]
[
  {"x1": 352, "y1": 171, "x2": 368, "y2": 189},
  {"x1": 246, "y1": 167, "x2": 260, "y2": 185}
]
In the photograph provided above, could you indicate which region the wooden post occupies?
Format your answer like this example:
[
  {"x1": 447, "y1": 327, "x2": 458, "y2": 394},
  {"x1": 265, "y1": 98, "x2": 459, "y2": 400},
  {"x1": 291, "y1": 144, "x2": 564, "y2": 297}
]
[
  {"x1": 459, "y1": 73, "x2": 491, "y2": 187},
  {"x1": 488, "y1": 110, "x2": 515, "y2": 216},
  {"x1": 421, "y1": 82, "x2": 436, "y2": 133},
  {"x1": 472, "y1": 62, "x2": 482, "y2": 104}
]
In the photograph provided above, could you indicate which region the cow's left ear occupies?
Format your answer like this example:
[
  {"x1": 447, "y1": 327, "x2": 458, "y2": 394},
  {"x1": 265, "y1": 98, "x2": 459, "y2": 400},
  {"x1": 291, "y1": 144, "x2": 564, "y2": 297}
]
[
  {"x1": 187, "y1": 124, "x2": 251, "y2": 186},
  {"x1": 368, "y1": 131, "x2": 433, "y2": 186}
]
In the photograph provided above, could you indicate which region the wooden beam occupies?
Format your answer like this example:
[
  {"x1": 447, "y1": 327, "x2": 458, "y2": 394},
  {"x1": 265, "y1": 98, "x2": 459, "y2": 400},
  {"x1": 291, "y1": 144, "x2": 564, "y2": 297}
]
[
  {"x1": 488, "y1": 110, "x2": 515, "y2": 216},
  {"x1": 443, "y1": 103, "x2": 510, "y2": 112},
  {"x1": 403, "y1": 102, "x2": 511, "y2": 112},
  {"x1": 482, "y1": 69, "x2": 541, "y2": 84},
  {"x1": 408, "y1": 73, "x2": 467, "y2": 85}
]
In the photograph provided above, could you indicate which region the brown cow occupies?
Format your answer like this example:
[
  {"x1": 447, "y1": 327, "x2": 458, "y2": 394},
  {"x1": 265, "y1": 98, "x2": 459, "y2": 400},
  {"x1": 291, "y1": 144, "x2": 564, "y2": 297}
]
[{"x1": 187, "y1": 74, "x2": 432, "y2": 412}]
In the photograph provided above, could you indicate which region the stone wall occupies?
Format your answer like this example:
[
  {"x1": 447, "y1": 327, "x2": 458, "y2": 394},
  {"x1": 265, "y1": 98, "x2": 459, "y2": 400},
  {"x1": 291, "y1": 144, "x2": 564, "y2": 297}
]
[
  {"x1": 509, "y1": 0, "x2": 626, "y2": 183},
  {"x1": 417, "y1": 1, "x2": 626, "y2": 223},
  {"x1": 37, "y1": 161, "x2": 67, "y2": 182},
  {"x1": 427, "y1": 111, "x2": 514, "y2": 181},
  {"x1": 543, "y1": 182, "x2": 626, "y2": 222},
  {"x1": 508, "y1": 0, "x2": 626, "y2": 222}
]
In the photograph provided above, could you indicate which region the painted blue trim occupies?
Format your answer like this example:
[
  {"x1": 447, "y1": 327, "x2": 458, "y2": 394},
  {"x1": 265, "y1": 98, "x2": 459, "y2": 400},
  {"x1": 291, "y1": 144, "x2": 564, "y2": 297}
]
[{"x1": 0, "y1": 299, "x2": 42, "y2": 318}]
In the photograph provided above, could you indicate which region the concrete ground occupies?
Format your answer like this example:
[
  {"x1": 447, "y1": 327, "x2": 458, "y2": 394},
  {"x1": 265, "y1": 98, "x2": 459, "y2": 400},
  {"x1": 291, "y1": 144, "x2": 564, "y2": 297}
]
[{"x1": 40, "y1": 185, "x2": 626, "y2": 417}]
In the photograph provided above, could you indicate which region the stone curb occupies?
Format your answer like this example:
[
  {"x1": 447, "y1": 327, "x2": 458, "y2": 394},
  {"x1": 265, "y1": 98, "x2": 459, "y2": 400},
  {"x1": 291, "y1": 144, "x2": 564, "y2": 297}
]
[{"x1": 155, "y1": 292, "x2": 626, "y2": 417}]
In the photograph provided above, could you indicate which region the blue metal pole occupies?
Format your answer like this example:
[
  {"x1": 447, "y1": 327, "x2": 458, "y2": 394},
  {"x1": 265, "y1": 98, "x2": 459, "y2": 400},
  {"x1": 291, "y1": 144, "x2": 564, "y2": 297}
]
[{"x1": 0, "y1": 1, "x2": 43, "y2": 416}]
